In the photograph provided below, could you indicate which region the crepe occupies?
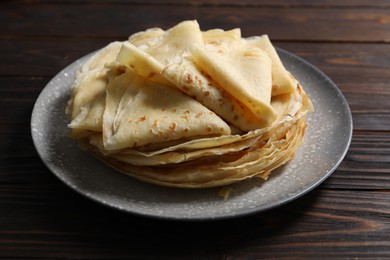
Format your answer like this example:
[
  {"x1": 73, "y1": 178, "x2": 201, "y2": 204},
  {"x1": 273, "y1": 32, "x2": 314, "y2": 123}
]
[
  {"x1": 86, "y1": 117, "x2": 307, "y2": 188},
  {"x1": 190, "y1": 44, "x2": 276, "y2": 127},
  {"x1": 243, "y1": 35, "x2": 296, "y2": 96},
  {"x1": 102, "y1": 67, "x2": 230, "y2": 150},
  {"x1": 116, "y1": 20, "x2": 276, "y2": 131},
  {"x1": 116, "y1": 20, "x2": 202, "y2": 85},
  {"x1": 66, "y1": 20, "x2": 313, "y2": 189},
  {"x1": 67, "y1": 41, "x2": 122, "y2": 138}
]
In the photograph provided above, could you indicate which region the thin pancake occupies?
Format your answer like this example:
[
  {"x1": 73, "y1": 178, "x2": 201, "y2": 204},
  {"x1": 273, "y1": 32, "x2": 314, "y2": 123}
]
[
  {"x1": 243, "y1": 35, "x2": 295, "y2": 96},
  {"x1": 190, "y1": 44, "x2": 277, "y2": 127},
  {"x1": 102, "y1": 68, "x2": 231, "y2": 150}
]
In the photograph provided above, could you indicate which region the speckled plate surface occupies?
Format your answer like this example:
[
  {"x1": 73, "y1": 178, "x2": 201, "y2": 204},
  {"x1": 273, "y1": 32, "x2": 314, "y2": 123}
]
[{"x1": 31, "y1": 48, "x2": 352, "y2": 221}]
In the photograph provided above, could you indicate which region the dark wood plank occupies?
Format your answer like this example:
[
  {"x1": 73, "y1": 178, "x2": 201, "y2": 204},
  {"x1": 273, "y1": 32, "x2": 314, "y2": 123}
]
[
  {"x1": 225, "y1": 189, "x2": 390, "y2": 259},
  {"x1": 323, "y1": 131, "x2": 390, "y2": 190},
  {"x1": 10, "y1": 0, "x2": 390, "y2": 8},
  {"x1": 2, "y1": 3, "x2": 390, "y2": 42},
  {"x1": 0, "y1": 39, "x2": 111, "y2": 77},
  {"x1": 0, "y1": 185, "x2": 388, "y2": 258}
]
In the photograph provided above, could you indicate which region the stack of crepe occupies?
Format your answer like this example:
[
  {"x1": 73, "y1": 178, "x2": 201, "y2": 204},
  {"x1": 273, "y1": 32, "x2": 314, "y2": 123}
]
[{"x1": 66, "y1": 20, "x2": 313, "y2": 188}]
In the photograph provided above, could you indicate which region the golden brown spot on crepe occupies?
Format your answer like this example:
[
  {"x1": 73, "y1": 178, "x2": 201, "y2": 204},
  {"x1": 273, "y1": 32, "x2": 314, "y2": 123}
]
[
  {"x1": 233, "y1": 115, "x2": 239, "y2": 121},
  {"x1": 206, "y1": 126, "x2": 213, "y2": 132},
  {"x1": 148, "y1": 72, "x2": 155, "y2": 78},
  {"x1": 169, "y1": 122, "x2": 177, "y2": 132},
  {"x1": 195, "y1": 75, "x2": 203, "y2": 86},
  {"x1": 136, "y1": 115, "x2": 146, "y2": 123},
  {"x1": 204, "y1": 91, "x2": 210, "y2": 96},
  {"x1": 184, "y1": 127, "x2": 190, "y2": 133},
  {"x1": 184, "y1": 110, "x2": 190, "y2": 114},
  {"x1": 129, "y1": 64, "x2": 135, "y2": 69},
  {"x1": 117, "y1": 65, "x2": 127, "y2": 74},
  {"x1": 152, "y1": 120, "x2": 158, "y2": 128},
  {"x1": 243, "y1": 50, "x2": 258, "y2": 57},
  {"x1": 272, "y1": 84, "x2": 279, "y2": 92},
  {"x1": 195, "y1": 112, "x2": 203, "y2": 118},
  {"x1": 172, "y1": 108, "x2": 177, "y2": 113},
  {"x1": 185, "y1": 73, "x2": 193, "y2": 84}
]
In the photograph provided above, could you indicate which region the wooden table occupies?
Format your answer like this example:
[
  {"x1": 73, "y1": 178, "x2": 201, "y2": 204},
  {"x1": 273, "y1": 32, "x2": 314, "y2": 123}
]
[{"x1": 1, "y1": 0, "x2": 390, "y2": 258}]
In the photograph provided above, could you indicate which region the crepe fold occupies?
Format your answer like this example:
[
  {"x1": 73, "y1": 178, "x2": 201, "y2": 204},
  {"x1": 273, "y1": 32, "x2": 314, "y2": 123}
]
[{"x1": 66, "y1": 20, "x2": 313, "y2": 189}]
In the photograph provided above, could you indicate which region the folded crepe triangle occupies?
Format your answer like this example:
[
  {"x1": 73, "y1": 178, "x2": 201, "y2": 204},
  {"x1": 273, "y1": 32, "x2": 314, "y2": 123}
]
[
  {"x1": 102, "y1": 69, "x2": 231, "y2": 150},
  {"x1": 243, "y1": 35, "x2": 295, "y2": 96},
  {"x1": 67, "y1": 41, "x2": 123, "y2": 138},
  {"x1": 116, "y1": 20, "x2": 203, "y2": 85},
  {"x1": 202, "y1": 28, "x2": 242, "y2": 52},
  {"x1": 190, "y1": 44, "x2": 277, "y2": 127}
]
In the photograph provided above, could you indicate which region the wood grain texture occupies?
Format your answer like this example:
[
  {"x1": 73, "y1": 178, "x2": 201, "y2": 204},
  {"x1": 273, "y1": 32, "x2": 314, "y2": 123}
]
[
  {"x1": 2, "y1": 2, "x2": 390, "y2": 42},
  {"x1": 1, "y1": 0, "x2": 390, "y2": 258},
  {"x1": 323, "y1": 131, "x2": 390, "y2": 190},
  {"x1": 0, "y1": 185, "x2": 388, "y2": 258},
  {"x1": 0, "y1": 39, "x2": 111, "y2": 77},
  {"x1": 10, "y1": 0, "x2": 390, "y2": 7}
]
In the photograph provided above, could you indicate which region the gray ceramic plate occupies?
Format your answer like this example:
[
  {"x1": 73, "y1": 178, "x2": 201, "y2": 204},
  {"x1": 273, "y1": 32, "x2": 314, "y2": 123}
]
[{"x1": 31, "y1": 48, "x2": 352, "y2": 221}]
